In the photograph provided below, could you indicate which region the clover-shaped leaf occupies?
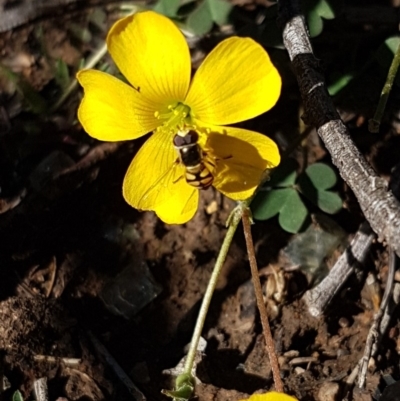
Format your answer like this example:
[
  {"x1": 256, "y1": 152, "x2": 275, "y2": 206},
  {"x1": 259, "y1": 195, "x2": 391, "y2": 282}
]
[
  {"x1": 315, "y1": 190, "x2": 342, "y2": 214},
  {"x1": 252, "y1": 187, "x2": 309, "y2": 234},
  {"x1": 302, "y1": 162, "x2": 337, "y2": 190},
  {"x1": 12, "y1": 391, "x2": 24, "y2": 401},
  {"x1": 278, "y1": 190, "x2": 309, "y2": 233},
  {"x1": 186, "y1": 0, "x2": 232, "y2": 35},
  {"x1": 252, "y1": 188, "x2": 294, "y2": 220},
  {"x1": 303, "y1": 0, "x2": 340, "y2": 37},
  {"x1": 298, "y1": 163, "x2": 342, "y2": 214},
  {"x1": 153, "y1": 0, "x2": 181, "y2": 17},
  {"x1": 207, "y1": 0, "x2": 232, "y2": 25},
  {"x1": 252, "y1": 161, "x2": 342, "y2": 233},
  {"x1": 268, "y1": 158, "x2": 299, "y2": 187}
]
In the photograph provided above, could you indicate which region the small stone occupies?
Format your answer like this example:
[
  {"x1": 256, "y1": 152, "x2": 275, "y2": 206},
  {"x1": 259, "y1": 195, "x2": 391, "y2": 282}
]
[
  {"x1": 367, "y1": 357, "x2": 376, "y2": 370},
  {"x1": 278, "y1": 356, "x2": 287, "y2": 366},
  {"x1": 337, "y1": 348, "x2": 349, "y2": 357},
  {"x1": 278, "y1": 356, "x2": 290, "y2": 371},
  {"x1": 322, "y1": 365, "x2": 331, "y2": 376},
  {"x1": 205, "y1": 200, "x2": 218, "y2": 214},
  {"x1": 283, "y1": 350, "x2": 300, "y2": 358},
  {"x1": 294, "y1": 367, "x2": 305, "y2": 375},
  {"x1": 394, "y1": 270, "x2": 400, "y2": 282},
  {"x1": 317, "y1": 382, "x2": 340, "y2": 401}
]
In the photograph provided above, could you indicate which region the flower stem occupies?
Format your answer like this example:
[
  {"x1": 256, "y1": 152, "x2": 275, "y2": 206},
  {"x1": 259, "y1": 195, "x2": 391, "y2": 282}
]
[
  {"x1": 369, "y1": 42, "x2": 400, "y2": 133},
  {"x1": 183, "y1": 206, "x2": 243, "y2": 374},
  {"x1": 241, "y1": 207, "x2": 283, "y2": 392},
  {"x1": 179, "y1": 201, "x2": 283, "y2": 396}
]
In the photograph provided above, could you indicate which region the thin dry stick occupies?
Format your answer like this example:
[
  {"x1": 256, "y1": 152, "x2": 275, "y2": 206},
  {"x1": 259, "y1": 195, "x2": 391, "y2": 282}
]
[
  {"x1": 357, "y1": 248, "x2": 396, "y2": 389},
  {"x1": 303, "y1": 221, "x2": 375, "y2": 316},
  {"x1": 242, "y1": 208, "x2": 283, "y2": 392}
]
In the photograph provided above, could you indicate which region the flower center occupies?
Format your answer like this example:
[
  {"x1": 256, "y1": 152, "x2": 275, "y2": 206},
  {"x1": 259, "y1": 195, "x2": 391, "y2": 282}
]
[{"x1": 155, "y1": 102, "x2": 191, "y2": 135}]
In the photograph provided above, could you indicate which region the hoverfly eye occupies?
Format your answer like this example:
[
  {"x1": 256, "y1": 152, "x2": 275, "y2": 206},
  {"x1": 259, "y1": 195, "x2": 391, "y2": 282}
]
[
  {"x1": 186, "y1": 130, "x2": 199, "y2": 144},
  {"x1": 173, "y1": 134, "x2": 186, "y2": 147},
  {"x1": 173, "y1": 130, "x2": 199, "y2": 147}
]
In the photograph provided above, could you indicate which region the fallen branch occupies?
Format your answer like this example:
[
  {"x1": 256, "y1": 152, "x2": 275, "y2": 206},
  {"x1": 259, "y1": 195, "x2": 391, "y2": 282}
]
[
  {"x1": 303, "y1": 221, "x2": 375, "y2": 317},
  {"x1": 277, "y1": 0, "x2": 400, "y2": 257}
]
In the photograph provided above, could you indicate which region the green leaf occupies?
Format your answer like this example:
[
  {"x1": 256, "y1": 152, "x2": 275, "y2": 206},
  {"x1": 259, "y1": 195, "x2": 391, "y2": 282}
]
[
  {"x1": 12, "y1": 390, "x2": 24, "y2": 401},
  {"x1": 327, "y1": 73, "x2": 353, "y2": 96},
  {"x1": 384, "y1": 36, "x2": 400, "y2": 55},
  {"x1": 279, "y1": 190, "x2": 309, "y2": 233},
  {"x1": 88, "y1": 7, "x2": 107, "y2": 31},
  {"x1": 268, "y1": 158, "x2": 299, "y2": 188},
  {"x1": 153, "y1": 0, "x2": 181, "y2": 18},
  {"x1": 18, "y1": 81, "x2": 47, "y2": 114},
  {"x1": 186, "y1": 0, "x2": 232, "y2": 35},
  {"x1": 302, "y1": 0, "x2": 341, "y2": 37},
  {"x1": 315, "y1": 190, "x2": 342, "y2": 214},
  {"x1": 54, "y1": 59, "x2": 70, "y2": 90},
  {"x1": 375, "y1": 36, "x2": 400, "y2": 86},
  {"x1": 303, "y1": 163, "x2": 337, "y2": 190},
  {"x1": 162, "y1": 373, "x2": 195, "y2": 401},
  {"x1": 298, "y1": 163, "x2": 342, "y2": 213},
  {"x1": 207, "y1": 0, "x2": 232, "y2": 25},
  {"x1": 252, "y1": 188, "x2": 294, "y2": 220},
  {"x1": 314, "y1": 0, "x2": 335, "y2": 19},
  {"x1": 307, "y1": 8, "x2": 323, "y2": 37},
  {"x1": 68, "y1": 23, "x2": 92, "y2": 43},
  {"x1": 186, "y1": 1, "x2": 213, "y2": 35},
  {"x1": 376, "y1": 37, "x2": 400, "y2": 68},
  {"x1": 376, "y1": 36, "x2": 400, "y2": 87},
  {"x1": 0, "y1": 66, "x2": 47, "y2": 114}
]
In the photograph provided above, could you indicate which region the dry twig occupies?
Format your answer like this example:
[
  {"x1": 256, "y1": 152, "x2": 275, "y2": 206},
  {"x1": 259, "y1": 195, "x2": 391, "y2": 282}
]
[
  {"x1": 277, "y1": 0, "x2": 400, "y2": 258},
  {"x1": 357, "y1": 250, "x2": 397, "y2": 388},
  {"x1": 303, "y1": 221, "x2": 375, "y2": 316},
  {"x1": 242, "y1": 209, "x2": 283, "y2": 392}
]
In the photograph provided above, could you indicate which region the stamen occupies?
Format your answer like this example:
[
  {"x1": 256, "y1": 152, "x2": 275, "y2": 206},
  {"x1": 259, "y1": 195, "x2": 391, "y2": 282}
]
[{"x1": 156, "y1": 102, "x2": 192, "y2": 134}]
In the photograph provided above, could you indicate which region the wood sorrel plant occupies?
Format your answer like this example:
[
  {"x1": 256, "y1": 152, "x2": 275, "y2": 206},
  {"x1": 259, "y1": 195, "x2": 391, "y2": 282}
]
[
  {"x1": 77, "y1": 11, "x2": 281, "y2": 224},
  {"x1": 77, "y1": 9, "x2": 290, "y2": 401}
]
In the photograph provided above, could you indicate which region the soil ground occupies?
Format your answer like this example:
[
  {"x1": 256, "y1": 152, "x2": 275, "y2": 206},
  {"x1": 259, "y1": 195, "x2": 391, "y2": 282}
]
[{"x1": 0, "y1": 1, "x2": 399, "y2": 401}]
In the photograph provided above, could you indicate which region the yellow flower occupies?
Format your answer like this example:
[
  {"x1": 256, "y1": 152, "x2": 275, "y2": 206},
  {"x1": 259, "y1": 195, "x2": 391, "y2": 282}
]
[
  {"x1": 239, "y1": 393, "x2": 298, "y2": 401},
  {"x1": 77, "y1": 11, "x2": 281, "y2": 224}
]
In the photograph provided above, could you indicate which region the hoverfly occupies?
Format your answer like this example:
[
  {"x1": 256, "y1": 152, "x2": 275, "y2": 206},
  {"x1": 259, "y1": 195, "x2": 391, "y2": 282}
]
[
  {"x1": 135, "y1": 129, "x2": 217, "y2": 210},
  {"x1": 173, "y1": 129, "x2": 216, "y2": 189}
]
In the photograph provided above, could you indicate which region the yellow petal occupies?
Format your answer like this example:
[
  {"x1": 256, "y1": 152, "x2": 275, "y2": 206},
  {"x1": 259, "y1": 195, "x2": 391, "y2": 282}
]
[
  {"x1": 107, "y1": 11, "x2": 191, "y2": 107},
  {"x1": 239, "y1": 392, "x2": 298, "y2": 401},
  {"x1": 186, "y1": 37, "x2": 281, "y2": 125},
  {"x1": 123, "y1": 129, "x2": 198, "y2": 224},
  {"x1": 77, "y1": 69, "x2": 159, "y2": 141},
  {"x1": 205, "y1": 126, "x2": 280, "y2": 200}
]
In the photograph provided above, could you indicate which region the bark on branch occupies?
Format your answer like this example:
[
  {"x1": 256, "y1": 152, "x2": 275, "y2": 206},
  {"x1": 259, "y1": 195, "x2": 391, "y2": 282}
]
[{"x1": 277, "y1": 0, "x2": 400, "y2": 257}]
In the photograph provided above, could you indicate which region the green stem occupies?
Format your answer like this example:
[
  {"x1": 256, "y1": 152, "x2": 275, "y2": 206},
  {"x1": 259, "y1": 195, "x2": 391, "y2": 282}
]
[
  {"x1": 183, "y1": 205, "x2": 243, "y2": 373},
  {"x1": 369, "y1": 42, "x2": 400, "y2": 133}
]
